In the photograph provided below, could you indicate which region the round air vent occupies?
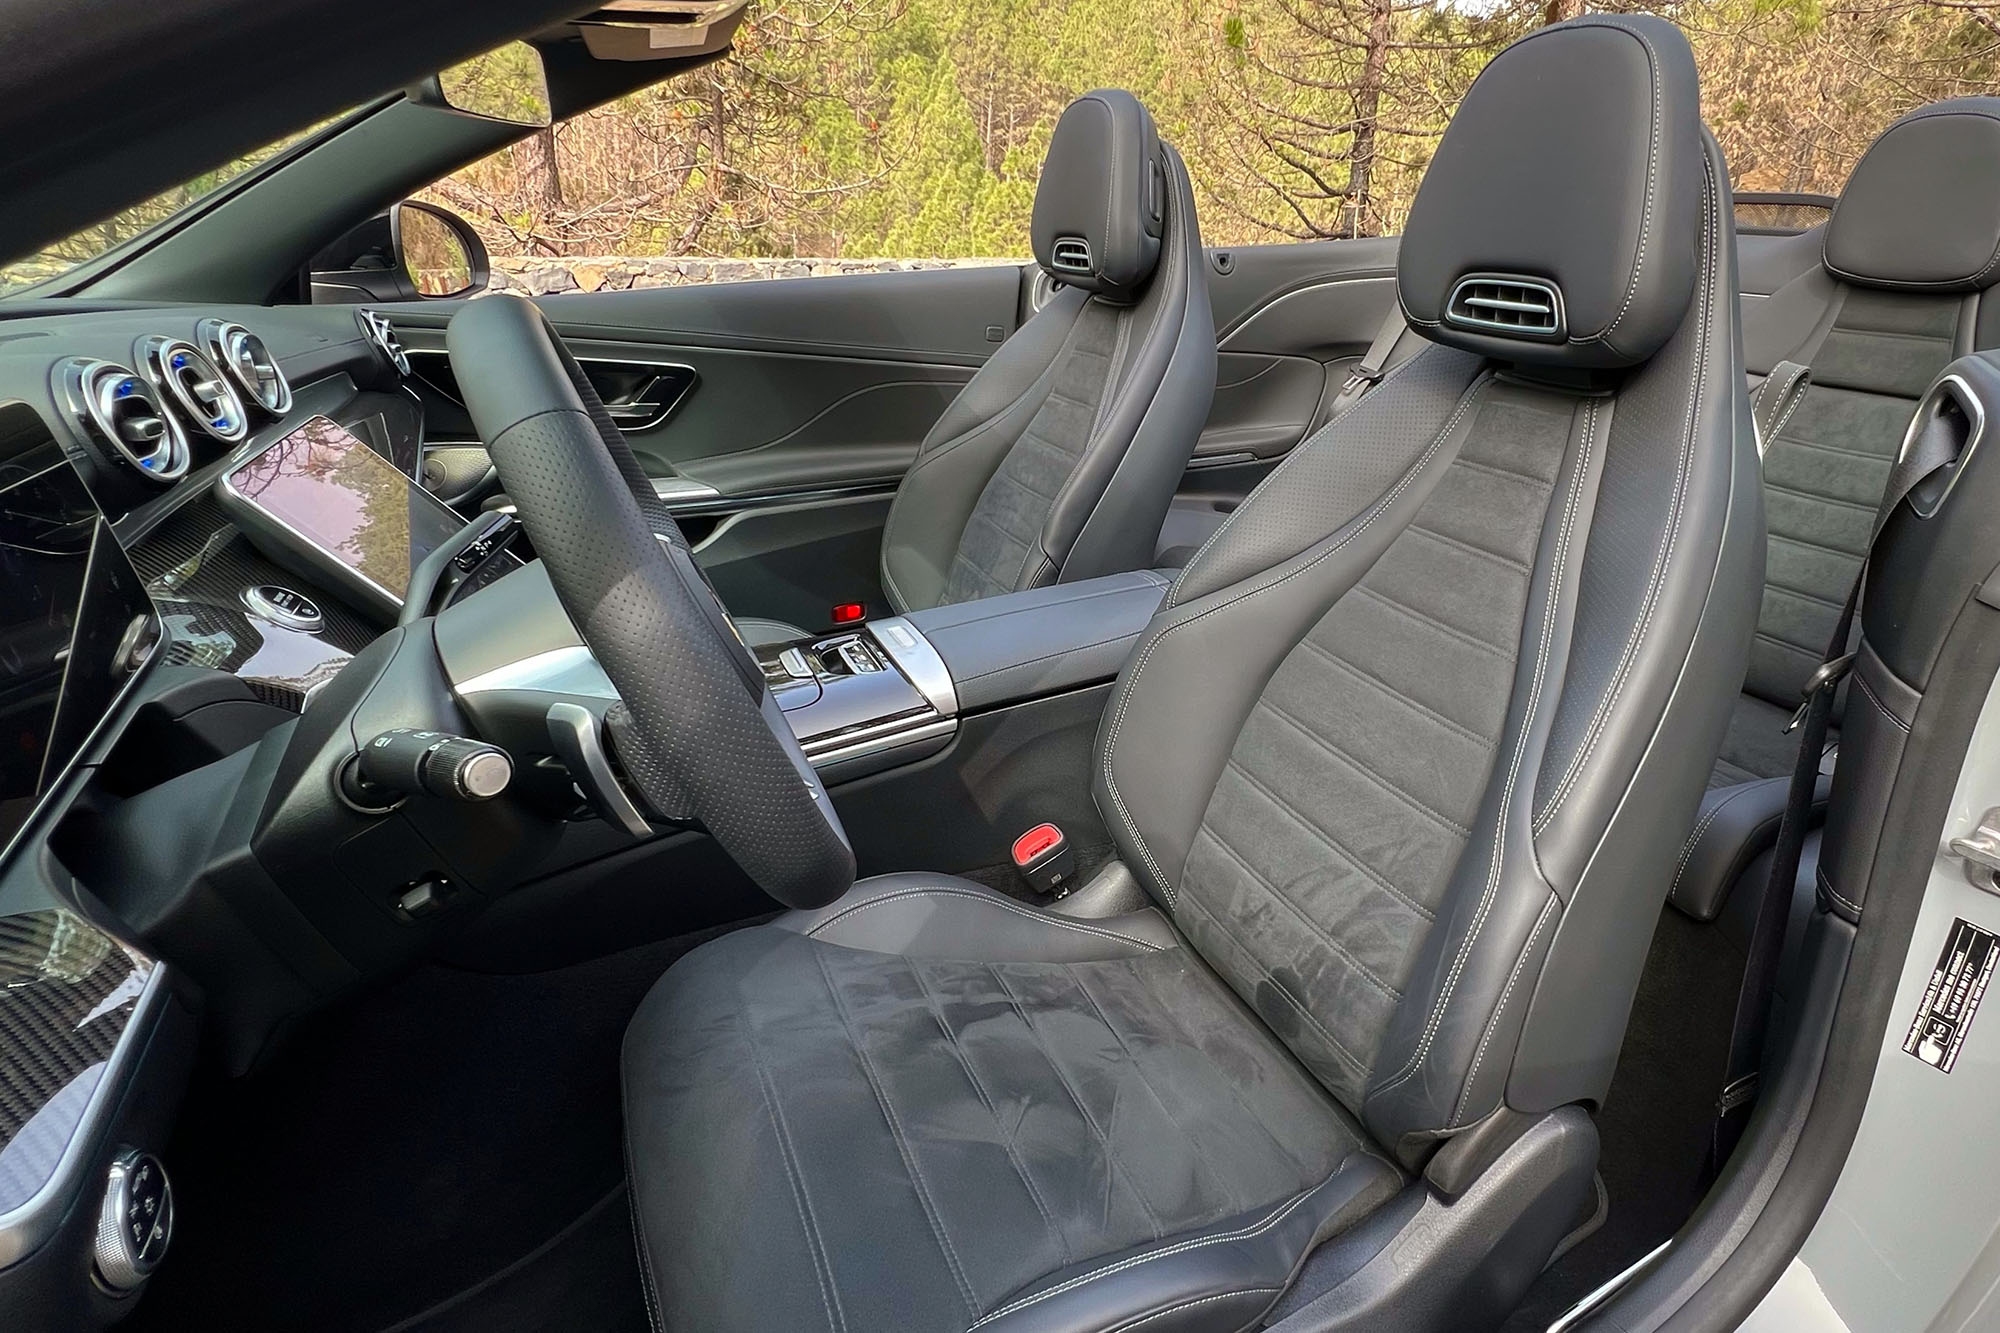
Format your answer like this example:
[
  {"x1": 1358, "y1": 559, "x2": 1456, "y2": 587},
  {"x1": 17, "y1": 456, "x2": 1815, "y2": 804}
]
[
  {"x1": 138, "y1": 335, "x2": 248, "y2": 443},
  {"x1": 357, "y1": 308, "x2": 411, "y2": 376},
  {"x1": 196, "y1": 319, "x2": 292, "y2": 417},
  {"x1": 58, "y1": 358, "x2": 191, "y2": 483}
]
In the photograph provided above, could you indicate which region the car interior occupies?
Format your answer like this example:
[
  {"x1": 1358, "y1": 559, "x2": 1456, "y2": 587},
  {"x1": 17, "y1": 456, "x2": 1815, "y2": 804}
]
[{"x1": 3, "y1": 5, "x2": 2000, "y2": 1332}]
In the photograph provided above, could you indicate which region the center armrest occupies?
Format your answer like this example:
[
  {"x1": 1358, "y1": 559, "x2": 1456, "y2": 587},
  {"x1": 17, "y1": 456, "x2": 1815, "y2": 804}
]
[{"x1": 905, "y1": 569, "x2": 1171, "y2": 712}]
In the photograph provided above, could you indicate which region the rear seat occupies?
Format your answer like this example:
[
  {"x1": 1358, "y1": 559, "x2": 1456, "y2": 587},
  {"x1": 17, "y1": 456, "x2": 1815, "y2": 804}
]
[{"x1": 1670, "y1": 96, "x2": 2000, "y2": 921}]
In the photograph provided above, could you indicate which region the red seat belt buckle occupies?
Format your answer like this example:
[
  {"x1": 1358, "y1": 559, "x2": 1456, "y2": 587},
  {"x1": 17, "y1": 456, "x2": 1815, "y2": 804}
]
[
  {"x1": 1011, "y1": 823, "x2": 1076, "y2": 897},
  {"x1": 831, "y1": 602, "x2": 866, "y2": 625}
]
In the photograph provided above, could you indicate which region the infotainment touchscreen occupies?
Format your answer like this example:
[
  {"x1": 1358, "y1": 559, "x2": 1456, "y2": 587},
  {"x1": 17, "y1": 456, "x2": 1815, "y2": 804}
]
[
  {"x1": 0, "y1": 402, "x2": 159, "y2": 852},
  {"x1": 218, "y1": 416, "x2": 467, "y2": 619}
]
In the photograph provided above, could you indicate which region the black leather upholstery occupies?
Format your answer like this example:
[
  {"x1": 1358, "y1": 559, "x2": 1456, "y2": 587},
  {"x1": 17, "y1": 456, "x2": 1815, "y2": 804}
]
[
  {"x1": 1671, "y1": 95, "x2": 2000, "y2": 921},
  {"x1": 876, "y1": 93, "x2": 1214, "y2": 618},
  {"x1": 1824, "y1": 98, "x2": 2000, "y2": 293},
  {"x1": 1396, "y1": 18, "x2": 1701, "y2": 368},
  {"x1": 626, "y1": 19, "x2": 1757, "y2": 1330},
  {"x1": 1030, "y1": 90, "x2": 1165, "y2": 300},
  {"x1": 624, "y1": 875, "x2": 1402, "y2": 1333}
]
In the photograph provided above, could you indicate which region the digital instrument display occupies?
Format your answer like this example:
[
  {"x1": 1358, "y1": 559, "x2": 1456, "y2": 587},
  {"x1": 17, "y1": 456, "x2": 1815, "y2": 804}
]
[
  {"x1": 0, "y1": 401, "x2": 158, "y2": 851},
  {"x1": 219, "y1": 416, "x2": 467, "y2": 617}
]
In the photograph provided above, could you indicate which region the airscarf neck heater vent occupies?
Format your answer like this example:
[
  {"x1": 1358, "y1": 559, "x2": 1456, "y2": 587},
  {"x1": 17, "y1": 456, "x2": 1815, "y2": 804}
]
[{"x1": 1444, "y1": 273, "x2": 1566, "y2": 342}]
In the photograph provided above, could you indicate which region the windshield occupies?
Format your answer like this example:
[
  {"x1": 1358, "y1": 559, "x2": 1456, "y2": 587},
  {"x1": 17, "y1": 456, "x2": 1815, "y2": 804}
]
[{"x1": 0, "y1": 119, "x2": 342, "y2": 296}]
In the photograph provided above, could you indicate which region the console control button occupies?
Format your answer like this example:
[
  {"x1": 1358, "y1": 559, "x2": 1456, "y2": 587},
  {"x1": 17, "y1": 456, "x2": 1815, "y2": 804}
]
[
  {"x1": 95, "y1": 1149, "x2": 172, "y2": 1292},
  {"x1": 240, "y1": 584, "x2": 323, "y2": 632}
]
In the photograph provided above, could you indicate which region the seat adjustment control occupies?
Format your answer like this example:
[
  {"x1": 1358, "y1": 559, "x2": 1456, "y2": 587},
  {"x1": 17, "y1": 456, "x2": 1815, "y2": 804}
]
[{"x1": 349, "y1": 729, "x2": 513, "y2": 804}]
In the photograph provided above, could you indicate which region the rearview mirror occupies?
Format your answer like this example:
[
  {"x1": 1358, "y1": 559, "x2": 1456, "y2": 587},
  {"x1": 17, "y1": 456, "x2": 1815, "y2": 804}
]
[
  {"x1": 308, "y1": 201, "x2": 490, "y2": 303},
  {"x1": 433, "y1": 41, "x2": 551, "y2": 126}
]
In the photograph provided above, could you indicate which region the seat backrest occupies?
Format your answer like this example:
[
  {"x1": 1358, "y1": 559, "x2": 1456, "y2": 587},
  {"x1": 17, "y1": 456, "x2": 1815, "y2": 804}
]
[
  {"x1": 1741, "y1": 98, "x2": 2000, "y2": 712},
  {"x1": 878, "y1": 90, "x2": 1214, "y2": 614},
  {"x1": 1093, "y1": 16, "x2": 1761, "y2": 1166}
]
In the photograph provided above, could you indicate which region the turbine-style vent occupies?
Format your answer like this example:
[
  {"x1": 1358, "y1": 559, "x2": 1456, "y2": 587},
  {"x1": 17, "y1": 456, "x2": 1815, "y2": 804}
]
[
  {"x1": 58, "y1": 358, "x2": 191, "y2": 483},
  {"x1": 138, "y1": 335, "x2": 247, "y2": 443},
  {"x1": 1050, "y1": 238, "x2": 1093, "y2": 274},
  {"x1": 1444, "y1": 274, "x2": 1566, "y2": 342},
  {"x1": 196, "y1": 319, "x2": 292, "y2": 417},
  {"x1": 357, "y1": 308, "x2": 411, "y2": 377}
]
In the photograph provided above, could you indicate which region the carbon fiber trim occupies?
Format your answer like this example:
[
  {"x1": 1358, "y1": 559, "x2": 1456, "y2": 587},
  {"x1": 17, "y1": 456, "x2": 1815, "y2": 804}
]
[
  {"x1": 0, "y1": 911, "x2": 154, "y2": 1215},
  {"x1": 125, "y1": 490, "x2": 373, "y2": 709}
]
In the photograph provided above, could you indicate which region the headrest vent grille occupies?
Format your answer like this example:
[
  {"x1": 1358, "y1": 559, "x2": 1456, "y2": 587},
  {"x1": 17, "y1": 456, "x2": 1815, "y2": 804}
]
[
  {"x1": 1444, "y1": 273, "x2": 1566, "y2": 342},
  {"x1": 1051, "y1": 238, "x2": 1093, "y2": 274}
]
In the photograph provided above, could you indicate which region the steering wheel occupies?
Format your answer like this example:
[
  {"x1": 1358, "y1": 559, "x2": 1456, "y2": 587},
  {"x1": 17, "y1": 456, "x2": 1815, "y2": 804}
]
[{"x1": 445, "y1": 295, "x2": 855, "y2": 910}]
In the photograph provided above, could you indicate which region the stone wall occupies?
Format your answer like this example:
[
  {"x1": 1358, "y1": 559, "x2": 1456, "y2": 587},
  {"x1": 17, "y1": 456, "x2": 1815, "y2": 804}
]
[{"x1": 487, "y1": 255, "x2": 1021, "y2": 295}]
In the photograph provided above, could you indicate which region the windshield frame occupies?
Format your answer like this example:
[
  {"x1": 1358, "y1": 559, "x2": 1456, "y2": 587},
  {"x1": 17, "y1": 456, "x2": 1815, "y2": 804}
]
[{"x1": 0, "y1": 98, "x2": 392, "y2": 302}]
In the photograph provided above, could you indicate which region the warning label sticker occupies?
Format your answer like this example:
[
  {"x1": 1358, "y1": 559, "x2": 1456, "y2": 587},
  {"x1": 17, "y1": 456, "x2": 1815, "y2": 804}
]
[{"x1": 1903, "y1": 917, "x2": 2000, "y2": 1074}]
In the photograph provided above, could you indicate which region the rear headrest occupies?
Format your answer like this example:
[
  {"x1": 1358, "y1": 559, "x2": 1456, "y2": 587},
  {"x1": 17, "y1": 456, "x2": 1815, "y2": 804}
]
[
  {"x1": 1397, "y1": 16, "x2": 1703, "y2": 369},
  {"x1": 1825, "y1": 98, "x2": 2000, "y2": 294},
  {"x1": 1031, "y1": 90, "x2": 1164, "y2": 301}
]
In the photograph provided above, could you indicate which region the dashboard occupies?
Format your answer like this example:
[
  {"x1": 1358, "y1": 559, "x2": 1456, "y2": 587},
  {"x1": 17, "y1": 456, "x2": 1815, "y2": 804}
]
[{"x1": 0, "y1": 298, "x2": 516, "y2": 1325}]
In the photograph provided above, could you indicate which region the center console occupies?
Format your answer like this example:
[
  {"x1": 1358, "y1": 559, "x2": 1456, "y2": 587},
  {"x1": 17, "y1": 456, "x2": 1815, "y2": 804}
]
[{"x1": 745, "y1": 568, "x2": 1172, "y2": 782}]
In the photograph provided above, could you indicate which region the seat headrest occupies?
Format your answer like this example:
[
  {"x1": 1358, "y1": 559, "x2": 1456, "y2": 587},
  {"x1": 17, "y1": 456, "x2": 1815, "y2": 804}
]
[
  {"x1": 1825, "y1": 98, "x2": 2000, "y2": 294},
  {"x1": 1397, "y1": 16, "x2": 1703, "y2": 369},
  {"x1": 1031, "y1": 90, "x2": 1165, "y2": 300}
]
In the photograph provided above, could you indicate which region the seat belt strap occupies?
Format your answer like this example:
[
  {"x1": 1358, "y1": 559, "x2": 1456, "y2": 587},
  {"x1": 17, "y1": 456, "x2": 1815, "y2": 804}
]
[
  {"x1": 1711, "y1": 393, "x2": 1967, "y2": 1169},
  {"x1": 1750, "y1": 359, "x2": 1811, "y2": 455},
  {"x1": 1330, "y1": 305, "x2": 1409, "y2": 417}
]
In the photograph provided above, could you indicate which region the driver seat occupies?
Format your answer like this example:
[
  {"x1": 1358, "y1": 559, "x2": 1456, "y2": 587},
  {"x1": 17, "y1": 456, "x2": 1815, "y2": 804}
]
[
  {"x1": 624, "y1": 18, "x2": 1760, "y2": 1331},
  {"x1": 736, "y1": 89, "x2": 1214, "y2": 646}
]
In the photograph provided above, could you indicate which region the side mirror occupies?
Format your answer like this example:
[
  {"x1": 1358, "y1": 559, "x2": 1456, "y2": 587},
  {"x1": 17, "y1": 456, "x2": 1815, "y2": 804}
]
[{"x1": 309, "y1": 201, "x2": 490, "y2": 304}]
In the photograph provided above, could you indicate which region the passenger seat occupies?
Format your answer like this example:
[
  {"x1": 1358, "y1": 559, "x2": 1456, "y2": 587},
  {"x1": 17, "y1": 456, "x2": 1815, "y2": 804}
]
[
  {"x1": 1672, "y1": 97, "x2": 2000, "y2": 920},
  {"x1": 736, "y1": 89, "x2": 1215, "y2": 645}
]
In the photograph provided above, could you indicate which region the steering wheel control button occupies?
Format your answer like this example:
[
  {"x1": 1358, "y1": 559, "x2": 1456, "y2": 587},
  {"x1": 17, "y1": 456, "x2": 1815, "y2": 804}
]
[
  {"x1": 240, "y1": 584, "x2": 324, "y2": 632},
  {"x1": 353, "y1": 729, "x2": 514, "y2": 803},
  {"x1": 1012, "y1": 823, "x2": 1076, "y2": 897},
  {"x1": 95, "y1": 1149, "x2": 172, "y2": 1292}
]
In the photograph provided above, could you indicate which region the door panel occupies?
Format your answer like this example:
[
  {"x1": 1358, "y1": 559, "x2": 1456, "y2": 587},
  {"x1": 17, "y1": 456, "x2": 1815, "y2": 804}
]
[{"x1": 386, "y1": 241, "x2": 1414, "y2": 624}]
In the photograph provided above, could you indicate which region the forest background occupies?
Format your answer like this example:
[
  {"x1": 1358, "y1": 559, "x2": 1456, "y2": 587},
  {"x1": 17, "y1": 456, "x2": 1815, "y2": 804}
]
[{"x1": 421, "y1": 0, "x2": 2000, "y2": 270}]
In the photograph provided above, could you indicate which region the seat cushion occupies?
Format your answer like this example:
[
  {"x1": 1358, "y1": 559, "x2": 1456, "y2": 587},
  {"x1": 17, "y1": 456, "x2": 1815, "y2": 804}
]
[{"x1": 624, "y1": 876, "x2": 1400, "y2": 1332}]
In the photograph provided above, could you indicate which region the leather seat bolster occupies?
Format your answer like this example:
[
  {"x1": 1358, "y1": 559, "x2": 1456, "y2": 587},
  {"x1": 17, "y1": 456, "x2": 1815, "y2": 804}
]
[
  {"x1": 969, "y1": 1157, "x2": 1402, "y2": 1333},
  {"x1": 773, "y1": 872, "x2": 1182, "y2": 961},
  {"x1": 1666, "y1": 776, "x2": 1834, "y2": 921}
]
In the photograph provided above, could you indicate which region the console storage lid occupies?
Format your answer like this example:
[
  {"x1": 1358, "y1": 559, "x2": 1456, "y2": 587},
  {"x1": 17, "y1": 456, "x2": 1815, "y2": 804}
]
[{"x1": 905, "y1": 569, "x2": 1170, "y2": 712}]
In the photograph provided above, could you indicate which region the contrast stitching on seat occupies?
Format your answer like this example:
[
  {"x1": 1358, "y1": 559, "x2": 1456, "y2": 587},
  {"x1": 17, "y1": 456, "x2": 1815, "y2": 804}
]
[
  {"x1": 1372, "y1": 393, "x2": 1594, "y2": 1106},
  {"x1": 1256, "y1": 697, "x2": 1474, "y2": 838},
  {"x1": 625, "y1": 1181, "x2": 666, "y2": 1333},
  {"x1": 1854, "y1": 671, "x2": 1911, "y2": 733},
  {"x1": 740, "y1": 1005, "x2": 848, "y2": 1332},
  {"x1": 1119, "y1": 957, "x2": 1323, "y2": 1180},
  {"x1": 1162, "y1": 345, "x2": 1452, "y2": 608},
  {"x1": 1220, "y1": 755, "x2": 1441, "y2": 922},
  {"x1": 1295, "y1": 637, "x2": 1495, "y2": 753},
  {"x1": 1668, "y1": 785, "x2": 1757, "y2": 905},
  {"x1": 1102, "y1": 370, "x2": 1491, "y2": 908},
  {"x1": 816, "y1": 950, "x2": 979, "y2": 1317},
  {"x1": 1192, "y1": 828, "x2": 1406, "y2": 999},
  {"x1": 1107, "y1": 1287, "x2": 1284, "y2": 1332},
  {"x1": 1062, "y1": 964, "x2": 1224, "y2": 1195},
  {"x1": 1532, "y1": 144, "x2": 1718, "y2": 834},
  {"x1": 1172, "y1": 890, "x2": 1372, "y2": 1076},
  {"x1": 986, "y1": 965, "x2": 1170, "y2": 1240},
  {"x1": 1570, "y1": 19, "x2": 1661, "y2": 346},
  {"x1": 908, "y1": 960, "x2": 1073, "y2": 1269},
  {"x1": 966, "y1": 1173, "x2": 1337, "y2": 1328},
  {"x1": 1347, "y1": 584, "x2": 1515, "y2": 658},
  {"x1": 1452, "y1": 892, "x2": 1558, "y2": 1128},
  {"x1": 805, "y1": 886, "x2": 1167, "y2": 952}
]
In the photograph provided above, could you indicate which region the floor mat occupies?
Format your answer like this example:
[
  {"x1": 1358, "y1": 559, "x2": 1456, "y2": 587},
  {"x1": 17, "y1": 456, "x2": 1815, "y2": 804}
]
[
  {"x1": 1498, "y1": 908, "x2": 1744, "y2": 1330},
  {"x1": 132, "y1": 918, "x2": 760, "y2": 1333}
]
